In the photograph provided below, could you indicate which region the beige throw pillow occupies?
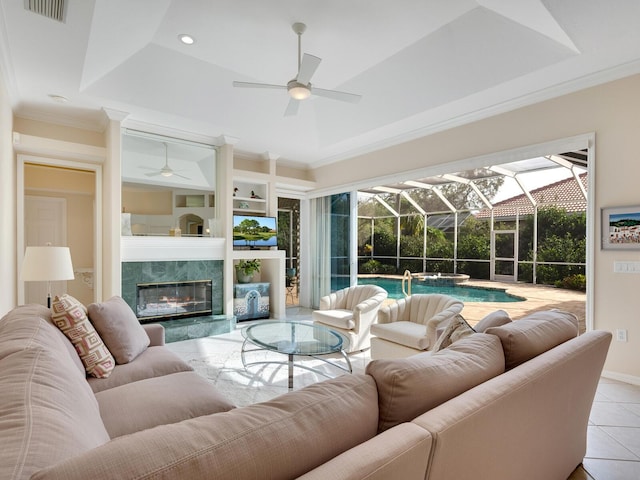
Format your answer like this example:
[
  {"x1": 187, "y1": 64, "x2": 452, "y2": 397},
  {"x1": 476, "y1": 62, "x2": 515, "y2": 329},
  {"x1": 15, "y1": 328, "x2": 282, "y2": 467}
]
[
  {"x1": 366, "y1": 333, "x2": 505, "y2": 432},
  {"x1": 432, "y1": 314, "x2": 475, "y2": 352},
  {"x1": 485, "y1": 310, "x2": 579, "y2": 370},
  {"x1": 51, "y1": 294, "x2": 115, "y2": 378},
  {"x1": 88, "y1": 296, "x2": 150, "y2": 364}
]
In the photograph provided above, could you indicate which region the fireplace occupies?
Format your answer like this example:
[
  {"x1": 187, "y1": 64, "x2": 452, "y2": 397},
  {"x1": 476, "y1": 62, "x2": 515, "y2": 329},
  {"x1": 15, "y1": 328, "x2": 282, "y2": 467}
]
[{"x1": 136, "y1": 280, "x2": 212, "y2": 322}]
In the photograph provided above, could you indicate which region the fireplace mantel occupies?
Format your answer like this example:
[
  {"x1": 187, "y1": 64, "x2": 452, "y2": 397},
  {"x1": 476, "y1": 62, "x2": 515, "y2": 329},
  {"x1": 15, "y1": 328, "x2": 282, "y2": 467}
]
[{"x1": 121, "y1": 236, "x2": 225, "y2": 262}]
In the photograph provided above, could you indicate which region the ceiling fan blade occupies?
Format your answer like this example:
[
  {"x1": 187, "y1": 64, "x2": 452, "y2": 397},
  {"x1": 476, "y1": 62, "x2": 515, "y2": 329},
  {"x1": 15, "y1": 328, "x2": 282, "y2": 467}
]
[
  {"x1": 145, "y1": 171, "x2": 162, "y2": 177},
  {"x1": 232, "y1": 81, "x2": 287, "y2": 90},
  {"x1": 172, "y1": 172, "x2": 191, "y2": 180},
  {"x1": 312, "y1": 87, "x2": 362, "y2": 104},
  {"x1": 284, "y1": 98, "x2": 300, "y2": 117},
  {"x1": 138, "y1": 166, "x2": 158, "y2": 171},
  {"x1": 296, "y1": 54, "x2": 321, "y2": 85}
]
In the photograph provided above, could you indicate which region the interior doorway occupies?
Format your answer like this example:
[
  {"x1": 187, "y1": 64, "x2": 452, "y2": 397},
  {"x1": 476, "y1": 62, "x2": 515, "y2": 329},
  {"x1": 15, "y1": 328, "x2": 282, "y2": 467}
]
[
  {"x1": 18, "y1": 157, "x2": 101, "y2": 306},
  {"x1": 24, "y1": 196, "x2": 68, "y2": 304}
]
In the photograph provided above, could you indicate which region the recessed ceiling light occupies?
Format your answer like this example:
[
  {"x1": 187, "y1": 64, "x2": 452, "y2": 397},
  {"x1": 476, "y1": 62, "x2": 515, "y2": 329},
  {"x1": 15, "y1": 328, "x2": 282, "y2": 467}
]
[
  {"x1": 178, "y1": 34, "x2": 195, "y2": 45},
  {"x1": 48, "y1": 94, "x2": 68, "y2": 103}
]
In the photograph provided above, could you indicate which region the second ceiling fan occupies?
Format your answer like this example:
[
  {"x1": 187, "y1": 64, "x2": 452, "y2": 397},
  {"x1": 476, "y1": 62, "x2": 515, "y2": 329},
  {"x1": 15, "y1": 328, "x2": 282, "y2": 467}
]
[
  {"x1": 233, "y1": 22, "x2": 362, "y2": 116},
  {"x1": 140, "y1": 142, "x2": 190, "y2": 180}
]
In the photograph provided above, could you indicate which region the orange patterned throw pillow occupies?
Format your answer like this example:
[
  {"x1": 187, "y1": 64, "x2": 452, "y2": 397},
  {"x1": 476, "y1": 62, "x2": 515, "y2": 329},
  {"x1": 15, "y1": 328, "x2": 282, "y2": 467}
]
[{"x1": 51, "y1": 294, "x2": 115, "y2": 378}]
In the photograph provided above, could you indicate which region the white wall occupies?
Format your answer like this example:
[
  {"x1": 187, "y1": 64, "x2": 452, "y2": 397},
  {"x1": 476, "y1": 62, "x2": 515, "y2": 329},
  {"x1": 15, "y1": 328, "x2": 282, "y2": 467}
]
[
  {"x1": 313, "y1": 73, "x2": 640, "y2": 382},
  {"x1": 0, "y1": 73, "x2": 15, "y2": 315}
]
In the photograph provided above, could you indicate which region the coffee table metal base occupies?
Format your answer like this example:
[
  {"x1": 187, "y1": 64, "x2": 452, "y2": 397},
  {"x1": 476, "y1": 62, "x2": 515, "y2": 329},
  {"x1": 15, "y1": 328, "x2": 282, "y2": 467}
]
[{"x1": 241, "y1": 339, "x2": 352, "y2": 391}]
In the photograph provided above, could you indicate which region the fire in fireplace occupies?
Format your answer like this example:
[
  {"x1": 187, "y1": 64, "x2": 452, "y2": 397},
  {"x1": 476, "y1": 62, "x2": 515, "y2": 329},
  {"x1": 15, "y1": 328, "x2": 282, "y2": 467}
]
[{"x1": 136, "y1": 280, "x2": 212, "y2": 321}]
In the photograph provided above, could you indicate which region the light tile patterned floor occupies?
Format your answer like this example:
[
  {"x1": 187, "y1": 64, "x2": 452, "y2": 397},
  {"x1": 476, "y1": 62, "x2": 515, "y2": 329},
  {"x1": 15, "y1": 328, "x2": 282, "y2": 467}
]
[{"x1": 569, "y1": 378, "x2": 640, "y2": 479}]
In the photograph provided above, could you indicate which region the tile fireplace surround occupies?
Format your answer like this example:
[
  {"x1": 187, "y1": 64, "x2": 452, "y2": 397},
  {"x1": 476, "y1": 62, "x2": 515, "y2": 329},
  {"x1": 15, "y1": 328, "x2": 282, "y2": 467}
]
[
  {"x1": 122, "y1": 263, "x2": 222, "y2": 318},
  {"x1": 121, "y1": 237, "x2": 231, "y2": 341}
]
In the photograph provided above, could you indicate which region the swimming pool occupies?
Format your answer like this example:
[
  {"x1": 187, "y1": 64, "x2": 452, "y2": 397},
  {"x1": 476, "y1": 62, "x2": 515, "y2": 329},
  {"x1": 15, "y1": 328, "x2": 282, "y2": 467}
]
[{"x1": 358, "y1": 277, "x2": 524, "y2": 303}]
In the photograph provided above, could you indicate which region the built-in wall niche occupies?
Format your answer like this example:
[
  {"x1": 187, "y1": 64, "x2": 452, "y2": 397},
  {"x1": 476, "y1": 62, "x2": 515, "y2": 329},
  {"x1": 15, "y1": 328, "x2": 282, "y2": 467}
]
[{"x1": 121, "y1": 130, "x2": 217, "y2": 237}]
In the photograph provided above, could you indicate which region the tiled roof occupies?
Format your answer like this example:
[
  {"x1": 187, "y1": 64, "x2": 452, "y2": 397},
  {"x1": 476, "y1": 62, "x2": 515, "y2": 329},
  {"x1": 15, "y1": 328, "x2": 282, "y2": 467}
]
[{"x1": 475, "y1": 173, "x2": 587, "y2": 218}]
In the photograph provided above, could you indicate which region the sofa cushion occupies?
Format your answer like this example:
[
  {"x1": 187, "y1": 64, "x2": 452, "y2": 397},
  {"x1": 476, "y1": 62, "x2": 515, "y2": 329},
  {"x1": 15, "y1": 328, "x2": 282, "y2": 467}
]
[
  {"x1": 87, "y1": 345, "x2": 194, "y2": 393},
  {"x1": 96, "y1": 371, "x2": 235, "y2": 438},
  {"x1": 485, "y1": 310, "x2": 579, "y2": 370},
  {"x1": 371, "y1": 321, "x2": 428, "y2": 350},
  {"x1": 473, "y1": 309, "x2": 512, "y2": 333},
  {"x1": 32, "y1": 374, "x2": 379, "y2": 480},
  {"x1": 0, "y1": 304, "x2": 85, "y2": 376},
  {"x1": 366, "y1": 333, "x2": 505, "y2": 432},
  {"x1": 312, "y1": 309, "x2": 355, "y2": 329},
  {"x1": 0, "y1": 342, "x2": 110, "y2": 480},
  {"x1": 87, "y1": 296, "x2": 150, "y2": 364},
  {"x1": 432, "y1": 314, "x2": 475, "y2": 352},
  {"x1": 51, "y1": 294, "x2": 115, "y2": 378}
]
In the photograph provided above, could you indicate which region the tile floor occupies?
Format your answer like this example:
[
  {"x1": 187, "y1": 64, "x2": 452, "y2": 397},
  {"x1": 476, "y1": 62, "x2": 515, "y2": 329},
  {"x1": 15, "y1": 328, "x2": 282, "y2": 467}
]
[{"x1": 569, "y1": 377, "x2": 640, "y2": 479}]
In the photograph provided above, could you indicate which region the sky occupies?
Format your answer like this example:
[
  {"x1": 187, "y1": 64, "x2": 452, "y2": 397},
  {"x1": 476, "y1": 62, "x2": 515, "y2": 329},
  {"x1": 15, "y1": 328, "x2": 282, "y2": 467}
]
[{"x1": 490, "y1": 167, "x2": 576, "y2": 203}]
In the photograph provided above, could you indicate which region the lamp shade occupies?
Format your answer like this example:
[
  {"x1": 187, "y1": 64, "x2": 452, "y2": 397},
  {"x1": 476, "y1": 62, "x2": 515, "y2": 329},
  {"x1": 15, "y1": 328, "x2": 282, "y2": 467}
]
[{"x1": 21, "y1": 246, "x2": 75, "y2": 282}]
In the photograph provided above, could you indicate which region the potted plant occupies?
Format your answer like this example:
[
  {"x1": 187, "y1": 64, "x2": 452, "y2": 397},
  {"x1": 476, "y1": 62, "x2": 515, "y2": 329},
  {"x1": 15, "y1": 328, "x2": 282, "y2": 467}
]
[{"x1": 236, "y1": 259, "x2": 260, "y2": 283}]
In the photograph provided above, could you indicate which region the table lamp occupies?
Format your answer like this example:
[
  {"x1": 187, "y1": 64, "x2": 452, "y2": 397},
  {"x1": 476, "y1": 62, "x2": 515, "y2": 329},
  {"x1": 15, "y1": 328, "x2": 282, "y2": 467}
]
[{"x1": 21, "y1": 245, "x2": 75, "y2": 308}]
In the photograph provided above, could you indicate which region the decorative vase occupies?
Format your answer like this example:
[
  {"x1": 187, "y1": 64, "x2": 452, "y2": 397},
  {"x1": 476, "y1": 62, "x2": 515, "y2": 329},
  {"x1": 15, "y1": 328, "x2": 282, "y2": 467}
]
[{"x1": 236, "y1": 268, "x2": 254, "y2": 284}]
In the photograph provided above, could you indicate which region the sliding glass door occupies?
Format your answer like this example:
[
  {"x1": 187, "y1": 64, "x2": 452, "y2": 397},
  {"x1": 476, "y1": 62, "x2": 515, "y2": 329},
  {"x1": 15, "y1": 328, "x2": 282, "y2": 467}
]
[
  {"x1": 329, "y1": 193, "x2": 351, "y2": 291},
  {"x1": 310, "y1": 192, "x2": 354, "y2": 307}
]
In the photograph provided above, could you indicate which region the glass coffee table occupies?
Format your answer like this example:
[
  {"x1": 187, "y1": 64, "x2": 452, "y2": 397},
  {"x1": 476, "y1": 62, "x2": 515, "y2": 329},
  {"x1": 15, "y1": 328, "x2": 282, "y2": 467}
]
[{"x1": 241, "y1": 321, "x2": 352, "y2": 390}]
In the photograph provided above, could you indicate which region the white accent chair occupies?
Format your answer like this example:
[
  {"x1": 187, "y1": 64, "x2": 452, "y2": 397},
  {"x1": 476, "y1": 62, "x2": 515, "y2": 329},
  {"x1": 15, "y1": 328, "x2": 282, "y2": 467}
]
[
  {"x1": 312, "y1": 285, "x2": 388, "y2": 353},
  {"x1": 370, "y1": 293, "x2": 464, "y2": 359}
]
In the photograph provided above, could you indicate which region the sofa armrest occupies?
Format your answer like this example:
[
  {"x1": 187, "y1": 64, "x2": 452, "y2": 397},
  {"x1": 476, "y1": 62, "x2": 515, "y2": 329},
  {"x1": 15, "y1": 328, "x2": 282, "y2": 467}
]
[
  {"x1": 412, "y1": 330, "x2": 611, "y2": 480},
  {"x1": 297, "y1": 423, "x2": 432, "y2": 480},
  {"x1": 354, "y1": 295, "x2": 384, "y2": 316},
  {"x1": 142, "y1": 324, "x2": 165, "y2": 346},
  {"x1": 352, "y1": 293, "x2": 386, "y2": 333}
]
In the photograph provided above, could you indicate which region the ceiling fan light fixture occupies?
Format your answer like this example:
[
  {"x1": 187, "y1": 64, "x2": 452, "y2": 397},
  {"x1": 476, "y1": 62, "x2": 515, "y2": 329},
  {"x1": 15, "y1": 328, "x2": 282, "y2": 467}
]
[
  {"x1": 287, "y1": 81, "x2": 310, "y2": 100},
  {"x1": 161, "y1": 171, "x2": 173, "y2": 177}
]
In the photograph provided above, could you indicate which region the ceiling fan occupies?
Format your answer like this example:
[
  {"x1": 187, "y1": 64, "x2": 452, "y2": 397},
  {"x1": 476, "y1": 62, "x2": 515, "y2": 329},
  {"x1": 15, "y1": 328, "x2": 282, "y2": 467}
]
[
  {"x1": 139, "y1": 142, "x2": 190, "y2": 180},
  {"x1": 233, "y1": 22, "x2": 362, "y2": 116}
]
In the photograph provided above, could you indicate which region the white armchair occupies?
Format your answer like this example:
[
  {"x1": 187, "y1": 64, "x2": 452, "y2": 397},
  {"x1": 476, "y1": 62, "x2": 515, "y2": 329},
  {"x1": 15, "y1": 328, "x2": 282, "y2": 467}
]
[
  {"x1": 370, "y1": 293, "x2": 464, "y2": 359},
  {"x1": 312, "y1": 285, "x2": 388, "y2": 353}
]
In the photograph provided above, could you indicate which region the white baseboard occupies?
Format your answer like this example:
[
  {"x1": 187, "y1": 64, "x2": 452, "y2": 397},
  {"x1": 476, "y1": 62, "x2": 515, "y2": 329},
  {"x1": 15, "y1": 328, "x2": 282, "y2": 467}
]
[{"x1": 601, "y1": 370, "x2": 640, "y2": 386}]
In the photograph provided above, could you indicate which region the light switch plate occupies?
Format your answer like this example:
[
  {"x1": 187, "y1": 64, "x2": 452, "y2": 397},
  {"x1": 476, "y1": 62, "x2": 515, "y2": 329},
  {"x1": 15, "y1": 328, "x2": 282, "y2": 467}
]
[
  {"x1": 613, "y1": 261, "x2": 640, "y2": 273},
  {"x1": 616, "y1": 329, "x2": 628, "y2": 342}
]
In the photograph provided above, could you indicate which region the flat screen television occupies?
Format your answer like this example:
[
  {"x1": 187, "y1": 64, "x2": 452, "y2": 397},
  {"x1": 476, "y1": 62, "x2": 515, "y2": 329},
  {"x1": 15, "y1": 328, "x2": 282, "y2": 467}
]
[{"x1": 233, "y1": 215, "x2": 278, "y2": 249}]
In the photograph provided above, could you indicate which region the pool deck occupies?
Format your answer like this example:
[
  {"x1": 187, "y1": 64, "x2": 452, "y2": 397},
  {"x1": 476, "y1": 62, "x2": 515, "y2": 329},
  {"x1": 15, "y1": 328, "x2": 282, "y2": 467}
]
[
  {"x1": 378, "y1": 277, "x2": 587, "y2": 333},
  {"x1": 459, "y1": 280, "x2": 586, "y2": 333}
]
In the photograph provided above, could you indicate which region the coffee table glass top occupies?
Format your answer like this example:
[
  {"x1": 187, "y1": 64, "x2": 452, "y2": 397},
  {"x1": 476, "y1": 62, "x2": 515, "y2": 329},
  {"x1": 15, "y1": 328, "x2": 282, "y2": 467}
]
[{"x1": 242, "y1": 321, "x2": 349, "y2": 355}]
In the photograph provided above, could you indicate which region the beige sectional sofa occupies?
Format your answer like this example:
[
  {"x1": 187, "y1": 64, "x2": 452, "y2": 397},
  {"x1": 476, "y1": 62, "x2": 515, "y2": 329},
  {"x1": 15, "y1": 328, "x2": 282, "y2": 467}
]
[{"x1": 1, "y1": 305, "x2": 610, "y2": 480}]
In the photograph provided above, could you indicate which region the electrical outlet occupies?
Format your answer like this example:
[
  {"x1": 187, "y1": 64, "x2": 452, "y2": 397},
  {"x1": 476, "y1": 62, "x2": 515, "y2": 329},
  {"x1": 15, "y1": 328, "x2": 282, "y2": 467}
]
[{"x1": 616, "y1": 329, "x2": 628, "y2": 342}]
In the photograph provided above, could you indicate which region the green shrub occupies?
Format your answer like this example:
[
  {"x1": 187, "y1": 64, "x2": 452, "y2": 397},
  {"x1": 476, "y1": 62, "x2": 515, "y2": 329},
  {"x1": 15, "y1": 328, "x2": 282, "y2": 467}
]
[
  {"x1": 555, "y1": 274, "x2": 586, "y2": 291},
  {"x1": 359, "y1": 259, "x2": 396, "y2": 274}
]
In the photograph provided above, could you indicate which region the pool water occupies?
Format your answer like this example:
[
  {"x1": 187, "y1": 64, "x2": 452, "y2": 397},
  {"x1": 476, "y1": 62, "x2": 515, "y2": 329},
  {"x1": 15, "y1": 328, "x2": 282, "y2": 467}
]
[{"x1": 358, "y1": 277, "x2": 524, "y2": 303}]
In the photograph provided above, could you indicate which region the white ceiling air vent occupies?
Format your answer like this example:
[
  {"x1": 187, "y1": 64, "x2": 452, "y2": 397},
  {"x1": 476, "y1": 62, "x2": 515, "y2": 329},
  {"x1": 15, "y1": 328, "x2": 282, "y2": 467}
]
[{"x1": 24, "y1": 0, "x2": 66, "y2": 23}]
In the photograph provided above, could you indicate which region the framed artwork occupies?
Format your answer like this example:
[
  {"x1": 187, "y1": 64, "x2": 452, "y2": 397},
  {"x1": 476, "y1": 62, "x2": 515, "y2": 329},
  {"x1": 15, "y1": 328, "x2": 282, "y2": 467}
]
[{"x1": 602, "y1": 206, "x2": 640, "y2": 250}]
